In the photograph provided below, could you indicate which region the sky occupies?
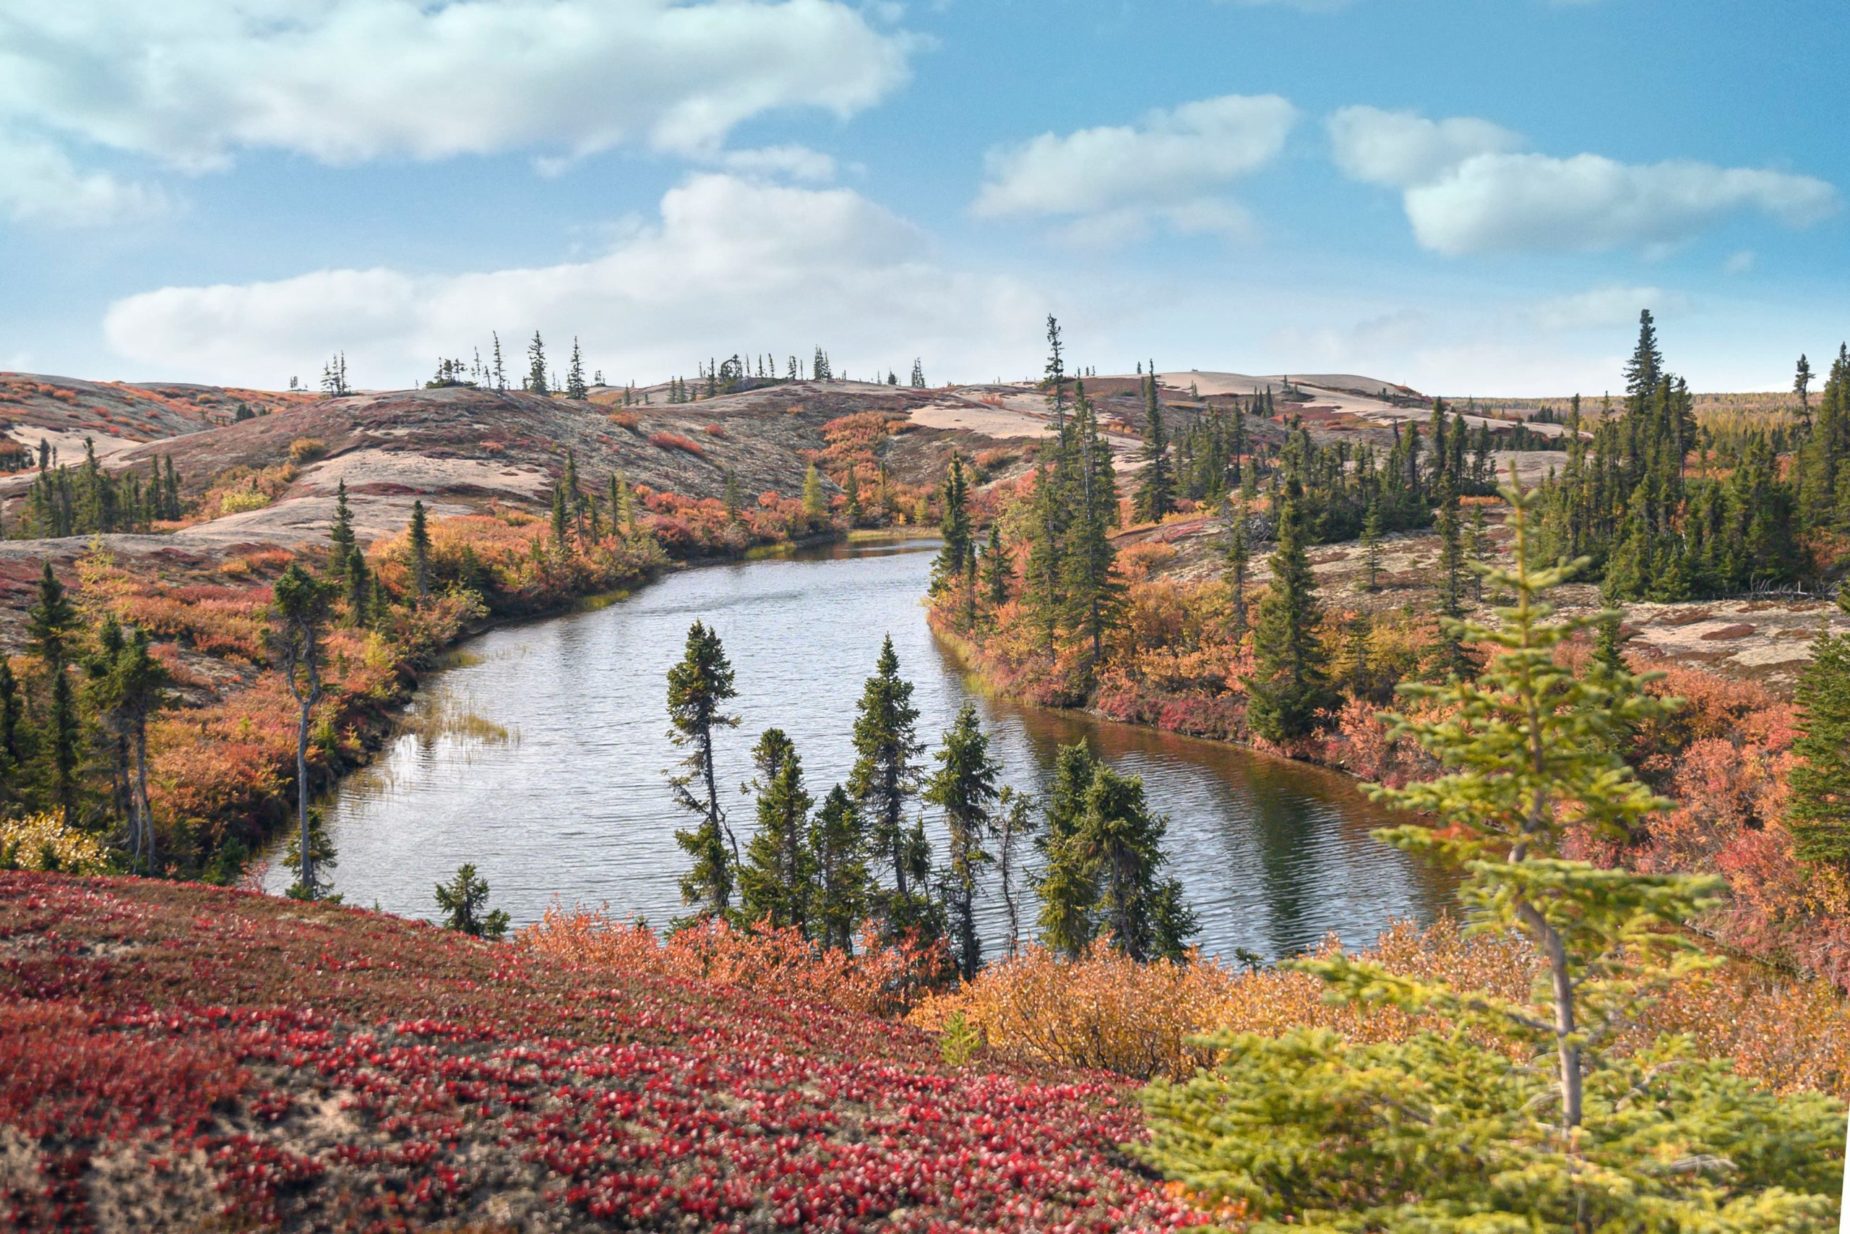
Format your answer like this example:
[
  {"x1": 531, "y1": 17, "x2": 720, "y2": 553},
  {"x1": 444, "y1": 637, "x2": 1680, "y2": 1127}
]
[{"x1": 0, "y1": 0, "x2": 1844, "y2": 396}]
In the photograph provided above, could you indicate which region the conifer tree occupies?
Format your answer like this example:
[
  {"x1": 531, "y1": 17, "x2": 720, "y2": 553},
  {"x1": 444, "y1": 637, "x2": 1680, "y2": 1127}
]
[
  {"x1": 1141, "y1": 477, "x2": 1846, "y2": 1229},
  {"x1": 1433, "y1": 486, "x2": 1471, "y2": 678},
  {"x1": 809, "y1": 784, "x2": 873, "y2": 952},
  {"x1": 344, "y1": 546, "x2": 373, "y2": 627},
  {"x1": 910, "y1": 358, "x2": 926, "y2": 388},
  {"x1": 1133, "y1": 365, "x2": 1173, "y2": 523},
  {"x1": 1061, "y1": 383, "x2": 1123, "y2": 674},
  {"x1": 269, "y1": 564, "x2": 336, "y2": 899},
  {"x1": 930, "y1": 455, "x2": 973, "y2": 596},
  {"x1": 526, "y1": 331, "x2": 547, "y2": 394},
  {"x1": 27, "y1": 563, "x2": 80, "y2": 826},
  {"x1": 667, "y1": 621, "x2": 741, "y2": 919},
  {"x1": 849, "y1": 637, "x2": 929, "y2": 928},
  {"x1": 407, "y1": 499, "x2": 432, "y2": 600},
  {"x1": 802, "y1": 462, "x2": 827, "y2": 524},
  {"x1": 550, "y1": 481, "x2": 570, "y2": 554},
  {"x1": 1789, "y1": 630, "x2": 1850, "y2": 869},
  {"x1": 0, "y1": 660, "x2": 21, "y2": 810},
  {"x1": 723, "y1": 469, "x2": 743, "y2": 524},
  {"x1": 993, "y1": 786, "x2": 1035, "y2": 957},
  {"x1": 1359, "y1": 499, "x2": 1382, "y2": 593},
  {"x1": 1224, "y1": 494, "x2": 1251, "y2": 637},
  {"x1": 981, "y1": 523, "x2": 1011, "y2": 610},
  {"x1": 434, "y1": 864, "x2": 510, "y2": 939},
  {"x1": 566, "y1": 337, "x2": 588, "y2": 401},
  {"x1": 1032, "y1": 742, "x2": 1193, "y2": 961},
  {"x1": 842, "y1": 462, "x2": 861, "y2": 525},
  {"x1": 1247, "y1": 471, "x2": 1334, "y2": 742},
  {"x1": 328, "y1": 480, "x2": 356, "y2": 579},
  {"x1": 738, "y1": 728, "x2": 816, "y2": 932},
  {"x1": 491, "y1": 332, "x2": 507, "y2": 390},
  {"x1": 924, "y1": 703, "x2": 1000, "y2": 979}
]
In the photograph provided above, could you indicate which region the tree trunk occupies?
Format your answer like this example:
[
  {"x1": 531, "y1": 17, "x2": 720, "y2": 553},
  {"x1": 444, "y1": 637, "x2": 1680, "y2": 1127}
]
[
  {"x1": 297, "y1": 696, "x2": 313, "y2": 893},
  {"x1": 134, "y1": 719, "x2": 154, "y2": 876}
]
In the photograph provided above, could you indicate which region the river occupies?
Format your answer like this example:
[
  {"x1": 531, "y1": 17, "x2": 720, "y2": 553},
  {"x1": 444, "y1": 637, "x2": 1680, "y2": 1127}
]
[{"x1": 269, "y1": 537, "x2": 1454, "y2": 962}]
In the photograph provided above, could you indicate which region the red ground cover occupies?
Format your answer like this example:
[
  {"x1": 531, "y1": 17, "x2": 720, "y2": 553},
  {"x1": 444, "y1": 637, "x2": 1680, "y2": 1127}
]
[{"x1": 0, "y1": 873, "x2": 1202, "y2": 1233}]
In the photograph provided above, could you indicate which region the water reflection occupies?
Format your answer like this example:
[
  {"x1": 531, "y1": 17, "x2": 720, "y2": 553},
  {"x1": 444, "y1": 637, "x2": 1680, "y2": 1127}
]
[{"x1": 273, "y1": 537, "x2": 1453, "y2": 960}]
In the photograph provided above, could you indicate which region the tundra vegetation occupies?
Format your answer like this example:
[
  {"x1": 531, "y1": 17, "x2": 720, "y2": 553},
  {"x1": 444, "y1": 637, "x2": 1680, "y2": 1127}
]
[{"x1": 3, "y1": 321, "x2": 1850, "y2": 1230}]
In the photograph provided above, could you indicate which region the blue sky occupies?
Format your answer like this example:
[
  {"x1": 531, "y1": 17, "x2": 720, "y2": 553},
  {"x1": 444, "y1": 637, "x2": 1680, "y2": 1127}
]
[{"x1": 1, "y1": 0, "x2": 1844, "y2": 395}]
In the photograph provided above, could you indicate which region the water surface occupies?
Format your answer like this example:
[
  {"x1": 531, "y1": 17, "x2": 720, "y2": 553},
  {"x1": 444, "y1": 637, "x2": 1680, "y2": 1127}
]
[{"x1": 273, "y1": 538, "x2": 1453, "y2": 960}]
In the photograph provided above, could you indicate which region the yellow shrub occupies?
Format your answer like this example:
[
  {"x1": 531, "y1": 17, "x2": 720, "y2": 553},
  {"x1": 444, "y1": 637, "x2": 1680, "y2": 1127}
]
[
  {"x1": 217, "y1": 486, "x2": 272, "y2": 514},
  {"x1": 909, "y1": 941, "x2": 1244, "y2": 1080},
  {"x1": 0, "y1": 813, "x2": 111, "y2": 874},
  {"x1": 287, "y1": 437, "x2": 327, "y2": 464}
]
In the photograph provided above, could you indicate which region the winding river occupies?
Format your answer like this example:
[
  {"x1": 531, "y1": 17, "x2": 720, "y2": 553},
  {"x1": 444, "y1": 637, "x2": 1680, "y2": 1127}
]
[{"x1": 269, "y1": 537, "x2": 1453, "y2": 962}]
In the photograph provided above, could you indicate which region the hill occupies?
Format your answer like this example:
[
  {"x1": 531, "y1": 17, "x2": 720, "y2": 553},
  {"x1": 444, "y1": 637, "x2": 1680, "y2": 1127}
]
[{"x1": 0, "y1": 871, "x2": 1201, "y2": 1233}]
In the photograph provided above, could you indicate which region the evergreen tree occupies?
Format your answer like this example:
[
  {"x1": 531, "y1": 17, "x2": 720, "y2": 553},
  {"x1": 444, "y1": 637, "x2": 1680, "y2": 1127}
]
[
  {"x1": 407, "y1": 500, "x2": 431, "y2": 600},
  {"x1": 738, "y1": 728, "x2": 816, "y2": 933},
  {"x1": 566, "y1": 337, "x2": 588, "y2": 401},
  {"x1": 434, "y1": 864, "x2": 510, "y2": 939},
  {"x1": 526, "y1": 331, "x2": 547, "y2": 394},
  {"x1": 993, "y1": 786, "x2": 1035, "y2": 957},
  {"x1": 930, "y1": 455, "x2": 973, "y2": 597},
  {"x1": 981, "y1": 522, "x2": 1011, "y2": 610},
  {"x1": 1224, "y1": 494, "x2": 1251, "y2": 637},
  {"x1": 344, "y1": 546, "x2": 373, "y2": 627},
  {"x1": 910, "y1": 358, "x2": 926, "y2": 388},
  {"x1": 1140, "y1": 479, "x2": 1845, "y2": 1230},
  {"x1": 328, "y1": 480, "x2": 356, "y2": 578},
  {"x1": 1359, "y1": 499, "x2": 1382, "y2": 593},
  {"x1": 1032, "y1": 742, "x2": 1193, "y2": 961},
  {"x1": 1247, "y1": 472, "x2": 1335, "y2": 742},
  {"x1": 492, "y1": 331, "x2": 507, "y2": 391},
  {"x1": 1433, "y1": 487, "x2": 1471, "y2": 678},
  {"x1": 723, "y1": 469, "x2": 743, "y2": 524},
  {"x1": 667, "y1": 621, "x2": 741, "y2": 919},
  {"x1": 0, "y1": 660, "x2": 21, "y2": 808},
  {"x1": 1061, "y1": 383, "x2": 1123, "y2": 674},
  {"x1": 842, "y1": 462, "x2": 861, "y2": 525},
  {"x1": 924, "y1": 703, "x2": 1000, "y2": 980},
  {"x1": 27, "y1": 563, "x2": 80, "y2": 827},
  {"x1": 849, "y1": 636, "x2": 929, "y2": 927},
  {"x1": 87, "y1": 624, "x2": 167, "y2": 872},
  {"x1": 809, "y1": 784, "x2": 873, "y2": 952},
  {"x1": 269, "y1": 564, "x2": 336, "y2": 899},
  {"x1": 1133, "y1": 365, "x2": 1173, "y2": 523},
  {"x1": 1789, "y1": 631, "x2": 1850, "y2": 869}
]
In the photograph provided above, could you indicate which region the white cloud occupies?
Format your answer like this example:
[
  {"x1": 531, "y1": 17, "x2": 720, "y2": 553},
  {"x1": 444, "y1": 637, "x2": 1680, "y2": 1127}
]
[
  {"x1": 973, "y1": 94, "x2": 1296, "y2": 243},
  {"x1": 102, "y1": 174, "x2": 1044, "y2": 387},
  {"x1": 713, "y1": 145, "x2": 839, "y2": 183},
  {"x1": 1525, "y1": 286, "x2": 1683, "y2": 333},
  {"x1": 0, "y1": 0, "x2": 911, "y2": 219},
  {"x1": 0, "y1": 133, "x2": 171, "y2": 227},
  {"x1": 1328, "y1": 105, "x2": 1839, "y2": 256},
  {"x1": 1327, "y1": 106, "x2": 1522, "y2": 188},
  {"x1": 1406, "y1": 152, "x2": 1838, "y2": 255},
  {"x1": 1724, "y1": 249, "x2": 1757, "y2": 275}
]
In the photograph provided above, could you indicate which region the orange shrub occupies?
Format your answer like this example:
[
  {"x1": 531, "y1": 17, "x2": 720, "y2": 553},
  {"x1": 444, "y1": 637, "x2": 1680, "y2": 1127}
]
[
  {"x1": 648, "y1": 431, "x2": 704, "y2": 457},
  {"x1": 522, "y1": 907, "x2": 951, "y2": 1019},
  {"x1": 606, "y1": 411, "x2": 638, "y2": 430}
]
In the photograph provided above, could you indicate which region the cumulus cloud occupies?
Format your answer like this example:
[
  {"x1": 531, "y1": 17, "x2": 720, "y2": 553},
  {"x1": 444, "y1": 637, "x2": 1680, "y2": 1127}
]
[
  {"x1": 0, "y1": 133, "x2": 171, "y2": 227},
  {"x1": 102, "y1": 174, "x2": 1044, "y2": 387},
  {"x1": 1327, "y1": 106, "x2": 1522, "y2": 188},
  {"x1": 1329, "y1": 105, "x2": 1838, "y2": 255},
  {"x1": 973, "y1": 94, "x2": 1296, "y2": 243},
  {"x1": 0, "y1": 0, "x2": 911, "y2": 222}
]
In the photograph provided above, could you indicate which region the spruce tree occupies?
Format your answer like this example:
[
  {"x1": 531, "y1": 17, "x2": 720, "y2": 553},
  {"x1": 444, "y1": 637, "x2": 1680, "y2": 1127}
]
[
  {"x1": 1061, "y1": 384, "x2": 1123, "y2": 674},
  {"x1": 1036, "y1": 743, "x2": 1100, "y2": 957},
  {"x1": 1141, "y1": 478, "x2": 1846, "y2": 1229},
  {"x1": 434, "y1": 864, "x2": 510, "y2": 939},
  {"x1": 1789, "y1": 631, "x2": 1850, "y2": 869},
  {"x1": 269, "y1": 564, "x2": 336, "y2": 899},
  {"x1": 407, "y1": 500, "x2": 432, "y2": 600},
  {"x1": 802, "y1": 462, "x2": 827, "y2": 524},
  {"x1": 27, "y1": 563, "x2": 80, "y2": 827},
  {"x1": 1359, "y1": 499, "x2": 1382, "y2": 593},
  {"x1": 809, "y1": 784, "x2": 873, "y2": 952},
  {"x1": 738, "y1": 728, "x2": 816, "y2": 933},
  {"x1": 328, "y1": 480, "x2": 356, "y2": 578},
  {"x1": 1247, "y1": 472, "x2": 1334, "y2": 742},
  {"x1": 492, "y1": 331, "x2": 507, "y2": 391},
  {"x1": 526, "y1": 331, "x2": 547, "y2": 394},
  {"x1": 667, "y1": 621, "x2": 741, "y2": 919},
  {"x1": 1133, "y1": 365, "x2": 1173, "y2": 523},
  {"x1": 981, "y1": 523, "x2": 1011, "y2": 610},
  {"x1": 1224, "y1": 493, "x2": 1251, "y2": 637},
  {"x1": 993, "y1": 786, "x2": 1036, "y2": 957},
  {"x1": 849, "y1": 637, "x2": 928, "y2": 926},
  {"x1": 924, "y1": 703, "x2": 1000, "y2": 979},
  {"x1": 930, "y1": 455, "x2": 972, "y2": 595},
  {"x1": 566, "y1": 337, "x2": 588, "y2": 401}
]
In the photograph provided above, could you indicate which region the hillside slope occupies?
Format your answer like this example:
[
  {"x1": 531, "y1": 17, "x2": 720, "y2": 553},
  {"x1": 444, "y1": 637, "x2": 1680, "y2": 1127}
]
[{"x1": 0, "y1": 872, "x2": 1200, "y2": 1233}]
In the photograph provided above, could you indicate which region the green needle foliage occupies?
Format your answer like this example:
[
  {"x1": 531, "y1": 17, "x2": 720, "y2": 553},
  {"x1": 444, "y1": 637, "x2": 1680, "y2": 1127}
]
[
  {"x1": 434, "y1": 863, "x2": 509, "y2": 940},
  {"x1": 1140, "y1": 472, "x2": 1845, "y2": 1232}
]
